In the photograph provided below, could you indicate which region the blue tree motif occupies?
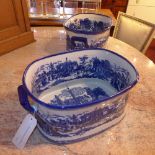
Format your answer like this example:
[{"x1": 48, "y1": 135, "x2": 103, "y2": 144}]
[
  {"x1": 79, "y1": 55, "x2": 88, "y2": 65},
  {"x1": 92, "y1": 87, "x2": 108, "y2": 100},
  {"x1": 97, "y1": 21, "x2": 104, "y2": 32},
  {"x1": 49, "y1": 62, "x2": 55, "y2": 80},
  {"x1": 78, "y1": 55, "x2": 89, "y2": 76},
  {"x1": 91, "y1": 57, "x2": 101, "y2": 77}
]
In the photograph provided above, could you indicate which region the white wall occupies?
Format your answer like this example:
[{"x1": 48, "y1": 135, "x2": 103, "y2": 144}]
[{"x1": 126, "y1": 0, "x2": 155, "y2": 24}]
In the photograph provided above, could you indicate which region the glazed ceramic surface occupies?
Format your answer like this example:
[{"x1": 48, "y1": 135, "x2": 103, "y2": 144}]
[
  {"x1": 18, "y1": 49, "x2": 138, "y2": 144},
  {"x1": 64, "y1": 13, "x2": 112, "y2": 51}
]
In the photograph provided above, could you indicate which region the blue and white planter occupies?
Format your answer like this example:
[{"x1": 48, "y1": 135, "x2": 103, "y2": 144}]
[
  {"x1": 64, "y1": 13, "x2": 112, "y2": 51},
  {"x1": 18, "y1": 48, "x2": 139, "y2": 144}
]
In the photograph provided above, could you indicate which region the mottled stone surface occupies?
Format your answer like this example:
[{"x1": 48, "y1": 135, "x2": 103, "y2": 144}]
[{"x1": 0, "y1": 27, "x2": 155, "y2": 155}]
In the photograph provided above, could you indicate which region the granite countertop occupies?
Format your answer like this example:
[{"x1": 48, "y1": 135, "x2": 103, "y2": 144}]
[{"x1": 0, "y1": 27, "x2": 155, "y2": 155}]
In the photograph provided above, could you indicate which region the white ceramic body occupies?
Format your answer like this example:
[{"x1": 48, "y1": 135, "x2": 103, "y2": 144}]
[{"x1": 18, "y1": 49, "x2": 139, "y2": 144}]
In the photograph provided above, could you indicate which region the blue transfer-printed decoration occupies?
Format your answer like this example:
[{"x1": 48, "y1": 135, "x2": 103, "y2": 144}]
[
  {"x1": 66, "y1": 18, "x2": 110, "y2": 33},
  {"x1": 66, "y1": 35, "x2": 89, "y2": 50},
  {"x1": 50, "y1": 86, "x2": 109, "y2": 106},
  {"x1": 36, "y1": 95, "x2": 127, "y2": 137},
  {"x1": 66, "y1": 35, "x2": 107, "y2": 50},
  {"x1": 32, "y1": 56, "x2": 130, "y2": 101}
]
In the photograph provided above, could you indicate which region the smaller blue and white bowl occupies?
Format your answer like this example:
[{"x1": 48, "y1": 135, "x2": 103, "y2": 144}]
[{"x1": 64, "y1": 13, "x2": 112, "y2": 51}]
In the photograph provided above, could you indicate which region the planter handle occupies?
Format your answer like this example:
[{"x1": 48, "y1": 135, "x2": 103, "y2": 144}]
[{"x1": 18, "y1": 85, "x2": 35, "y2": 113}]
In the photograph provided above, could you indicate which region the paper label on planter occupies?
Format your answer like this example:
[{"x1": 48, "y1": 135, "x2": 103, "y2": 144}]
[{"x1": 12, "y1": 114, "x2": 37, "y2": 149}]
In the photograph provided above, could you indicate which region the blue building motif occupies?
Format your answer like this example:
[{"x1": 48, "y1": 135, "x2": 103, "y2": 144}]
[
  {"x1": 67, "y1": 35, "x2": 89, "y2": 50},
  {"x1": 50, "y1": 86, "x2": 109, "y2": 106}
]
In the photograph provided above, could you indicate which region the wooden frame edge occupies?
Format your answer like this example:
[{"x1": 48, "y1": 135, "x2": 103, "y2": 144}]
[
  {"x1": 113, "y1": 11, "x2": 155, "y2": 54},
  {"x1": 0, "y1": 31, "x2": 35, "y2": 56}
]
